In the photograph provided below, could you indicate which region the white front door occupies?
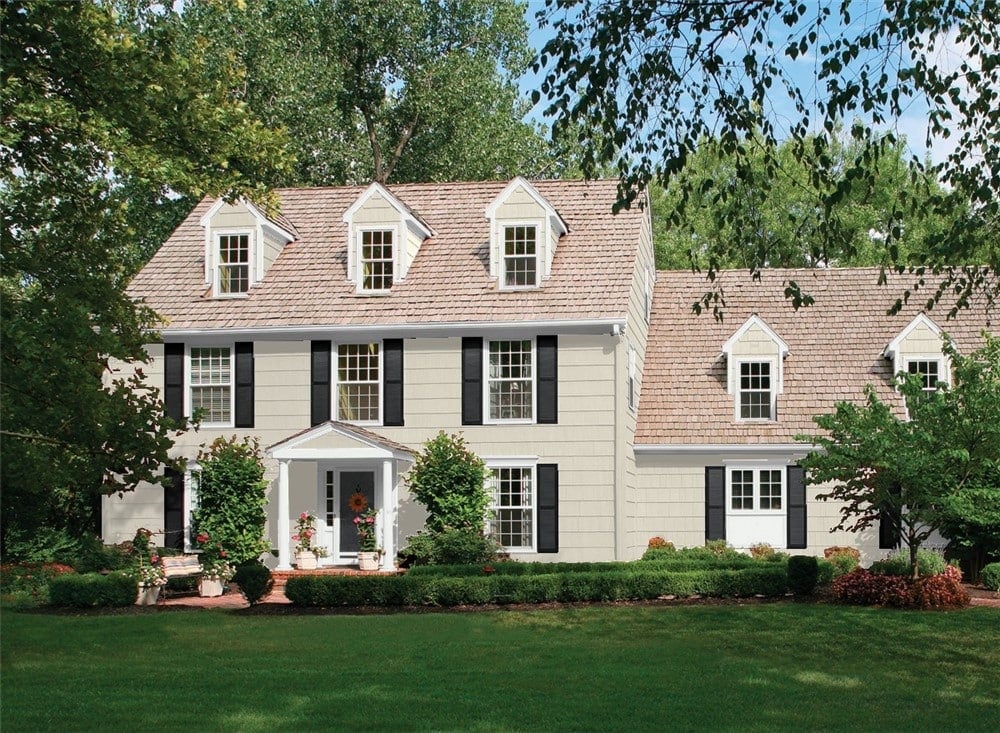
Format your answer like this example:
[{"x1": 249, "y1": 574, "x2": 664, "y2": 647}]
[{"x1": 319, "y1": 468, "x2": 376, "y2": 564}]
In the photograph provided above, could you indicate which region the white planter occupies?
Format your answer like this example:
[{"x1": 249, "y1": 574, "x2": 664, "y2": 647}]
[
  {"x1": 358, "y1": 551, "x2": 380, "y2": 571},
  {"x1": 295, "y1": 550, "x2": 317, "y2": 570},
  {"x1": 136, "y1": 584, "x2": 160, "y2": 606},
  {"x1": 199, "y1": 577, "x2": 224, "y2": 597}
]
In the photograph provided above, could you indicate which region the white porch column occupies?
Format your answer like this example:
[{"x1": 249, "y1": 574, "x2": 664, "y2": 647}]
[
  {"x1": 277, "y1": 459, "x2": 292, "y2": 570},
  {"x1": 381, "y1": 458, "x2": 394, "y2": 571}
]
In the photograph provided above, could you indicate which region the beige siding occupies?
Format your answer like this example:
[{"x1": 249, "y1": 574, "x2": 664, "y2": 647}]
[
  {"x1": 352, "y1": 192, "x2": 397, "y2": 224},
  {"x1": 730, "y1": 324, "x2": 782, "y2": 357},
  {"x1": 899, "y1": 322, "x2": 943, "y2": 355},
  {"x1": 633, "y1": 454, "x2": 886, "y2": 565},
  {"x1": 262, "y1": 232, "x2": 284, "y2": 275},
  {"x1": 495, "y1": 186, "x2": 545, "y2": 220},
  {"x1": 212, "y1": 202, "x2": 256, "y2": 230}
]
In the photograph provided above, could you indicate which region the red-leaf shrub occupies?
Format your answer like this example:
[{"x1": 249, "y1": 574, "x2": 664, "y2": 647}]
[{"x1": 832, "y1": 566, "x2": 970, "y2": 609}]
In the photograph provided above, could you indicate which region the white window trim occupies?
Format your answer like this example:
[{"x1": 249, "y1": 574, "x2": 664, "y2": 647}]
[
  {"x1": 333, "y1": 341, "x2": 382, "y2": 427},
  {"x1": 499, "y1": 221, "x2": 543, "y2": 291},
  {"x1": 483, "y1": 337, "x2": 536, "y2": 425},
  {"x1": 901, "y1": 355, "x2": 949, "y2": 390},
  {"x1": 484, "y1": 458, "x2": 539, "y2": 554},
  {"x1": 183, "y1": 463, "x2": 201, "y2": 553},
  {"x1": 212, "y1": 229, "x2": 253, "y2": 299},
  {"x1": 725, "y1": 464, "x2": 787, "y2": 517},
  {"x1": 355, "y1": 225, "x2": 398, "y2": 295},
  {"x1": 185, "y1": 344, "x2": 235, "y2": 428},
  {"x1": 626, "y1": 341, "x2": 637, "y2": 413},
  {"x1": 733, "y1": 358, "x2": 778, "y2": 423}
]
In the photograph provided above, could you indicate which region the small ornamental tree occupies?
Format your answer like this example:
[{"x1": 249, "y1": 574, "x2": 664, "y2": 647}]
[
  {"x1": 799, "y1": 336, "x2": 1000, "y2": 579},
  {"x1": 191, "y1": 437, "x2": 270, "y2": 565},
  {"x1": 407, "y1": 432, "x2": 490, "y2": 532}
]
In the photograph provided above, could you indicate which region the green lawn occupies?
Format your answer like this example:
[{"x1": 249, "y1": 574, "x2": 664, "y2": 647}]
[{"x1": 2, "y1": 604, "x2": 998, "y2": 732}]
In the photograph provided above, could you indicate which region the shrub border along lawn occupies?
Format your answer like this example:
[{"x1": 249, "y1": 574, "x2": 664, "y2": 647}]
[{"x1": 286, "y1": 565, "x2": 788, "y2": 607}]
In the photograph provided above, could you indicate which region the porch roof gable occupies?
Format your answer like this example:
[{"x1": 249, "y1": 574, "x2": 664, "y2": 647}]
[{"x1": 267, "y1": 421, "x2": 416, "y2": 462}]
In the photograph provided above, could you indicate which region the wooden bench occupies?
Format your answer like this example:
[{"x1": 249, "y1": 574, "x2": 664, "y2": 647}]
[{"x1": 161, "y1": 555, "x2": 202, "y2": 596}]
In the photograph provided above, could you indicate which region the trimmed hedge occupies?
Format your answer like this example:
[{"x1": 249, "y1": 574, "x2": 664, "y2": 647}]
[
  {"x1": 48, "y1": 572, "x2": 136, "y2": 608},
  {"x1": 787, "y1": 556, "x2": 819, "y2": 595},
  {"x1": 285, "y1": 566, "x2": 788, "y2": 607},
  {"x1": 407, "y1": 556, "x2": 763, "y2": 578},
  {"x1": 981, "y1": 562, "x2": 1000, "y2": 592}
]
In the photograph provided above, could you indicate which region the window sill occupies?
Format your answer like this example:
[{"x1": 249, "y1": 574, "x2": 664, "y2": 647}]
[
  {"x1": 484, "y1": 419, "x2": 536, "y2": 426},
  {"x1": 210, "y1": 293, "x2": 250, "y2": 300}
]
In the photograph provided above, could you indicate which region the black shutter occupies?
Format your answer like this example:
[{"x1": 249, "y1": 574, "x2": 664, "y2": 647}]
[
  {"x1": 705, "y1": 466, "x2": 726, "y2": 541},
  {"x1": 461, "y1": 337, "x2": 483, "y2": 425},
  {"x1": 164, "y1": 343, "x2": 185, "y2": 421},
  {"x1": 537, "y1": 463, "x2": 559, "y2": 553},
  {"x1": 383, "y1": 339, "x2": 404, "y2": 426},
  {"x1": 311, "y1": 340, "x2": 331, "y2": 426},
  {"x1": 234, "y1": 342, "x2": 254, "y2": 428},
  {"x1": 537, "y1": 335, "x2": 558, "y2": 424},
  {"x1": 786, "y1": 465, "x2": 807, "y2": 549},
  {"x1": 163, "y1": 469, "x2": 184, "y2": 551}
]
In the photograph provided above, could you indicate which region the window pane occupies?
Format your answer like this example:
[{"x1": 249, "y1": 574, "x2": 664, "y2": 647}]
[
  {"x1": 361, "y1": 230, "x2": 393, "y2": 291},
  {"x1": 190, "y1": 348, "x2": 231, "y2": 423},
  {"x1": 759, "y1": 470, "x2": 782, "y2": 510},
  {"x1": 488, "y1": 340, "x2": 533, "y2": 420},
  {"x1": 503, "y1": 226, "x2": 537, "y2": 286},
  {"x1": 731, "y1": 469, "x2": 754, "y2": 510},
  {"x1": 217, "y1": 234, "x2": 249, "y2": 293},
  {"x1": 337, "y1": 343, "x2": 380, "y2": 422},
  {"x1": 739, "y1": 361, "x2": 772, "y2": 419},
  {"x1": 908, "y1": 360, "x2": 940, "y2": 391},
  {"x1": 488, "y1": 467, "x2": 534, "y2": 550}
]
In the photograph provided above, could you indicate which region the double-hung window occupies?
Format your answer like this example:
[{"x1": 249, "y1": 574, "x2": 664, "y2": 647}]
[
  {"x1": 487, "y1": 339, "x2": 533, "y2": 421},
  {"x1": 729, "y1": 468, "x2": 783, "y2": 512},
  {"x1": 360, "y1": 229, "x2": 393, "y2": 292},
  {"x1": 487, "y1": 464, "x2": 535, "y2": 552},
  {"x1": 337, "y1": 343, "x2": 380, "y2": 423},
  {"x1": 216, "y1": 233, "x2": 250, "y2": 295},
  {"x1": 738, "y1": 361, "x2": 774, "y2": 420},
  {"x1": 189, "y1": 347, "x2": 233, "y2": 425},
  {"x1": 502, "y1": 225, "x2": 537, "y2": 287}
]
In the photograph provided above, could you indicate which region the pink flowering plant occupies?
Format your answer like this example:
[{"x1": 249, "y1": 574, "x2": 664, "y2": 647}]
[
  {"x1": 195, "y1": 531, "x2": 235, "y2": 582},
  {"x1": 130, "y1": 527, "x2": 166, "y2": 587},
  {"x1": 292, "y1": 512, "x2": 327, "y2": 556},
  {"x1": 354, "y1": 507, "x2": 380, "y2": 553}
]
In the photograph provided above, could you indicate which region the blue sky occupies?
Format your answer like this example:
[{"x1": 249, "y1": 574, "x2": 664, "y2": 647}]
[{"x1": 515, "y1": 0, "x2": 959, "y2": 167}]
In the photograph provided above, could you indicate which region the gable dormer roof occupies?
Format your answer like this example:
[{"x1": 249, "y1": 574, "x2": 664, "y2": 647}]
[
  {"x1": 722, "y1": 314, "x2": 790, "y2": 359},
  {"x1": 484, "y1": 176, "x2": 569, "y2": 235},
  {"x1": 883, "y1": 313, "x2": 943, "y2": 361},
  {"x1": 342, "y1": 182, "x2": 434, "y2": 238},
  {"x1": 199, "y1": 197, "x2": 297, "y2": 243}
]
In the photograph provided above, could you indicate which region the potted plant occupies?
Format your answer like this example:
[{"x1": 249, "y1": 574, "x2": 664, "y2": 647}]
[
  {"x1": 292, "y1": 512, "x2": 322, "y2": 570},
  {"x1": 195, "y1": 532, "x2": 235, "y2": 597},
  {"x1": 135, "y1": 557, "x2": 166, "y2": 605},
  {"x1": 354, "y1": 507, "x2": 381, "y2": 571}
]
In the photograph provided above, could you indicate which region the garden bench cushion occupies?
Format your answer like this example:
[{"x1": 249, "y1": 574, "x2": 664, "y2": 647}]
[{"x1": 161, "y1": 555, "x2": 202, "y2": 578}]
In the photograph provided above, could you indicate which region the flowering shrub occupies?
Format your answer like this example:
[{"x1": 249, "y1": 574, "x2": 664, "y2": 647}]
[
  {"x1": 292, "y1": 512, "x2": 322, "y2": 554},
  {"x1": 354, "y1": 508, "x2": 379, "y2": 552},
  {"x1": 823, "y1": 546, "x2": 861, "y2": 576},
  {"x1": 832, "y1": 567, "x2": 970, "y2": 609},
  {"x1": 195, "y1": 531, "x2": 236, "y2": 581},
  {"x1": 136, "y1": 559, "x2": 167, "y2": 587},
  {"x1": 0, "y1": 562, "x2": 75, "y2": 605},
  {"x1": 749, "y1": 543, "x2": 775, "y2": 560},
  {"x1": 647, "y1": 537, "x2": 674, "y2": 551},
  {"x1": 823, "y1": 546, "x2": 861, "y2": 561}
]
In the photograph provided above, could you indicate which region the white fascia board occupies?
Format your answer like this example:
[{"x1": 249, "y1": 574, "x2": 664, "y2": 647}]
[
  {"x1": 199, "y1": 197, "x2": 295, "y2": 243},
  {"x1": 485, "y1": 177, "x2": 568, "y2": 235},
  {"x1": 342, "y1": 182, "x2": 434, "y2": 239},
  {"x1": 634, "y1": 443, "x2": 813, "y2": 457},
  {"x1": 160, "y1": 317, "x2": 627, "y2": 342}
]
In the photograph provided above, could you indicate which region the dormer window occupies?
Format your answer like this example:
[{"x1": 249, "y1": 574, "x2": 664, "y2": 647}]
[
  {"x1": 906, "y1": 359, "x2": 943, "y2": 393},
  {"x1": 360, "y1": 229, "x2": 394, "y2": 293},
  {"x1": 884, "y1": 314, "x2": 951, "y2": 394},
  {"x1": 503, "y1": 225, "x2": 538, "y2": 287},
  {"x1": 722, "y1": 315, "x2": 788, "y2": 423},
  {"x1": 216, "y1": 233, "x2": 250, "y2": 295}
]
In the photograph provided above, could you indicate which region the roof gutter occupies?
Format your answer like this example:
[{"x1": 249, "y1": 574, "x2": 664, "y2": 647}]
[
  {"x1": 634, "y1": 443, "x2": 814, "y2": 457},
  {"x1": 159, "y1": 318, "x2": 628, "y2": 341}
]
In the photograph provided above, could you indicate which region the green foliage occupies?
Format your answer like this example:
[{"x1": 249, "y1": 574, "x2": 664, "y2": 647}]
[
  {"x1": 799, "y1": 335, "x2": 1000, "y2": 578},
  {"x1": 285, "y1": 565, "x2": 788, "y2": 607},
  {"x1": 0, "y1": 0, "x2": 290, "y2": 549},
  {"x1": 0, "y1": 562, "x2": 76, "y2": 607},
  {"x1": 817, "y1": 559, "x2": 835, "y2": 586},
  {"x1": 832, "y1": 566, "x2": 969, "y2": 610},
  {"x1": 787, "y1": 556, "x2": 819, "y2": 596},
  {"x1": 48, "y1": 571, "x2": 136, "y2": 608},
  {"x1": 192, "y1": 437, "x2": 270, "y2": 566},
  {"x1": 183, "y1": 0, "x2": 548, "y2": 186},
  {"x1": 537, "y1": 0, "x2": 998, "y2": 314},
  {"x1": 980, "y1": 563, "x2": 1000, "y2": 592},
  {"x1": 408, "y1": 555, "x2": 765, "y2": 577},
  {"x1": 407, "y1": 432, "x2": 490, "y2": 533},
  {"x1": 870, "y1": 550, "x2": 947, "y2": 578},
  {"x1": 233, "y1": 562, "x2": 274, "y2": 606},
  {"x1": 398, "y1": 528, "x2": 501, "y2": 567}
]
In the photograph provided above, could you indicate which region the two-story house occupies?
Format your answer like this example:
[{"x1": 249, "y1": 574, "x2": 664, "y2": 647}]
[
  {"x1": 106, "y1": 177, "x2": 992, "y2": 568},
  {"x1": 106, "y1": 178, "x2": 655, "y2": 569}
]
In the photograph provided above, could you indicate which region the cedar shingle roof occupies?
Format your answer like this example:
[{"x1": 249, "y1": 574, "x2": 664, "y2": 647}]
[
  {"x1": 636, "y1": 268, "x2": 994, "y2": 445},
  {"x1": 129, "y1": 179, "x2": 640, "y2": 330}
]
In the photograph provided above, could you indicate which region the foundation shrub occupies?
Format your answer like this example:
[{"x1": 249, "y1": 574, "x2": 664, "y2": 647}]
[
  {"x1": 48, "y1": 571, "x2": 135, "y2": 608},
  {"x1": 823, "y1": 546, "x2": 861, "y2": 561},
  {"x1": 980, "y1": 562, "x2": 1000, "y2": 591},
  {"x1": 0, "y1": 562, "x2": 75, "y2": 606},
  {"x1": 823, "y1": 546, "x2": 861, "y2": 576},
  {"x1": 787, "y1": 556, "x2": 819, "y2": 595},
  {"x1": 911, "y1": 566, "x2": 970, "y2": 609},
  {"x1": 646, "y1": 537, "x2": 675, "y2": 551},
  {"x1": 748, "y1": 543, "x2": 775, "y2": 560},
  {"x1": 870, "y1": 549, "x2": 947, "y2": 577},
  {"x1": 233, "y1": 562, "x2": 273, "y2": 606},
  {"x1": 832, "y1": 567, "x2": 970, "y2": 609},
  {"x1": 817, "y1": 559, "x2": 836, "y2": 585},
  {"x1": 410, "y1": 556, "x2": 763, "y2": 578}
]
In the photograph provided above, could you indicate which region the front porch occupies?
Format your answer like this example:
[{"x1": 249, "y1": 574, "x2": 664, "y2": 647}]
[{"x1": 268, "y1": 421, "x2": 416, "y2": 572}]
